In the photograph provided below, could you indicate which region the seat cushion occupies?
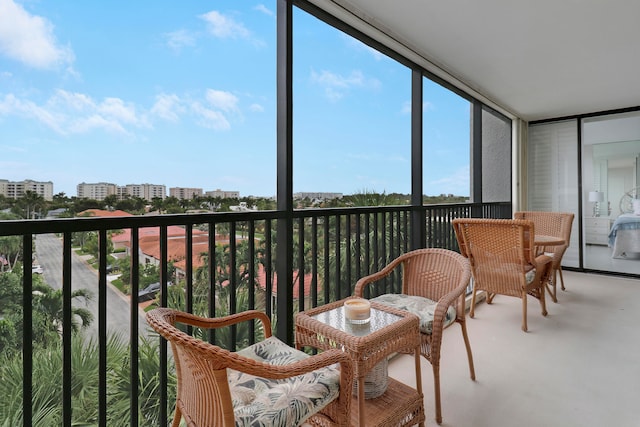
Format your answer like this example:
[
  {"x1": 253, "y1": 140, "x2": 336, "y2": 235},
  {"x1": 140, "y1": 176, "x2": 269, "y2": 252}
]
[
  {"x1": 371, "y1": 294, "x2": 456, "y2": 334},
  {"x1": 229, "y1": 336, "x2": 341, "y2": 427},
  {"x1": 525, "y1": 268, "x2": 537, "y2": 284}
]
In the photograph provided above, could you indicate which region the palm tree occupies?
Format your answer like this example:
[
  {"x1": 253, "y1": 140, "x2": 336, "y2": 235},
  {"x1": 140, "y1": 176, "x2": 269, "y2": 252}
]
[
  {"x1": 15, "y1": 190, "x2": 46, "y2": 219},
  {"x1": 32, "y1": 283, "x2": 93, "y2": 336},
  {"x1": 0, "y1": 233, "x2": 21, "y2": 272}
]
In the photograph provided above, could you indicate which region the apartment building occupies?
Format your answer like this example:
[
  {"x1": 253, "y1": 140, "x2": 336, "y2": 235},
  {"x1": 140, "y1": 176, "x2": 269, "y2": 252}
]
[
  {"x1": 77, "y1": 182, "x2": 117, "y2": 201},
  {"x1": 0, "y1": 179, "x2": 54, "y2": 201},
  {"x1": 205, "y1": 189, "x2": 240, "y2": 199},
  {"x1": 119, "y1": 183, "x2": 166, "y2": 201},
  {"x1": 169, "y1": 187, "x2": 203, "y2": 200}
]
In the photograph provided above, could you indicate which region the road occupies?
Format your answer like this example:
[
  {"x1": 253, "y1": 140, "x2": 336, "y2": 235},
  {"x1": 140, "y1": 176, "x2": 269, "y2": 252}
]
[{"x1": 35, "y1": 233, "x2": 152, "y2": 341}]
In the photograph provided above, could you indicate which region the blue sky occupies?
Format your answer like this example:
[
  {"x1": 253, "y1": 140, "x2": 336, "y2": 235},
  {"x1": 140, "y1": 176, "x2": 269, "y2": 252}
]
[{"x1": 0, "y1": 0, "x2": 470, "y2": 198}]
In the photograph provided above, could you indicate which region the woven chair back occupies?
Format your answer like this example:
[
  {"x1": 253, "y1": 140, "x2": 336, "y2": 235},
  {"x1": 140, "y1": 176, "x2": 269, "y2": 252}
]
[{"x1": 453, "y1": 218, "x2": 535, "y2": 298}]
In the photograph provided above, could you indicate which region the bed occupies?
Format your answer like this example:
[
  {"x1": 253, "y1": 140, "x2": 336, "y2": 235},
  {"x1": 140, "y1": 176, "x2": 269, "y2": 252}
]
[{"x1": 608, "y1": 187, "x2": 640, "y2": 259}]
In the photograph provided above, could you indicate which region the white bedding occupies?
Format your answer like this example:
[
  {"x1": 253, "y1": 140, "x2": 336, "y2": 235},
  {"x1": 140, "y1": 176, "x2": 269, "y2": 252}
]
[{"x1": 609, "y1": 214, "x2": 640, "y2": 259}]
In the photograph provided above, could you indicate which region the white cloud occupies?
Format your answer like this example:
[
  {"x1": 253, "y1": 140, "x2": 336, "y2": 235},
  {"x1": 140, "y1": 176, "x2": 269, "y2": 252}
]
[
  {"x1": 68, "y1": 114, "x2": 128, "y2": 135},
  {"x1": 428, "y1": 165, "x2": 470, "y2": 195},
  {"x1": 249, "y1": 103, "x2": 264, "y2": 113},
  {"x1": 254, "y1": 4, "x2": 274, "y2": 17},
  {"x1": 0, "y1": 87, "x2": 243, "y2": 136},
  {"x1": 311, "y1": 69, "x2": 380, "y2": 101},
  {"x1": 0, "y1": 90, "x2": 145, "y2": 136},
  {"x1": 98, "y1": 98, "x2": 140, "y2": 125},
  {"x1": 49, "y1": 89, "x2": 95, "y2": 111},
  {"x1": 0, "y1": 93, "x2": 64, "y2": 133},
  {"x1": 164, "y1": 29, "x2": 196, "y2": 51},
  {"x1": 200, "y1": 11, "x2": 251, "y2": 39},
  {"x1": 345, "y1": 36, "x2": 386, "y2": 61},
  {"x1": 205, "y1": 89, "x2": 239, "y2": 113},
  {"x1": 0, "y1": 0, "x2": 74, "y2": 69},
  {"x1": 151, "y1": 93, "x2": 185, "y2": 122},
  {"x1": 190, "y1": 102, "x2": 231, "y2": 131}
]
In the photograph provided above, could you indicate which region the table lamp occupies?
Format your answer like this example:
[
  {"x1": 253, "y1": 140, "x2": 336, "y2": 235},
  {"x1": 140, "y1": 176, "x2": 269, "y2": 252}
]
[{"x1": 589, "y1": 191, "x2": 604, "y2": 217}]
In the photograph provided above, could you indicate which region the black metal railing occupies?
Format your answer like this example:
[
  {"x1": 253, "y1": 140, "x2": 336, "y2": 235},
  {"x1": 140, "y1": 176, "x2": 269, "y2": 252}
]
[{"x1": 0, "y1": 201, "x2": 510, "y2": 426}]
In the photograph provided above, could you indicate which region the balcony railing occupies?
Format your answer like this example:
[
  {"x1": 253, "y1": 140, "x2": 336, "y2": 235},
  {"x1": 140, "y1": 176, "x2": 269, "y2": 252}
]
[{"x1": 0, "y1": 201, "x2": 510, "y2": 426}]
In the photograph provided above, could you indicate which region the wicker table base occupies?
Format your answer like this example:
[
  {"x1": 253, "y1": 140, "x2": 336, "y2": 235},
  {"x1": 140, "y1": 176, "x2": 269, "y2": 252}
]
[
  {"x1": 296, "y1": 298, "x2": 425, "y2": 427},
  {"x1": 350, "y1": 378, "x2": 424, "y2": 427}
]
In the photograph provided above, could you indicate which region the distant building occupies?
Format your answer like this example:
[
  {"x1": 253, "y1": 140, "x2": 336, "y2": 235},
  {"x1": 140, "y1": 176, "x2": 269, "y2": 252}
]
[
  {"x1": 0, "y1": 179, "x2": 54, "y2": 201},
  {"x1": 169, "y1": 187, "x2": 203, "y2": 200},
  {"x1": 77, "y1": 182, "x2": 118, "y2": 200},
  {"x1": 205, "y1": 189, "x2": 240, "y2": 199},
  {"x1": 293, "y1": 192, "x2": 343, "y2": 200},
  {"x1": 119, "y1": 183, "x2": 166, "y2": 201}
]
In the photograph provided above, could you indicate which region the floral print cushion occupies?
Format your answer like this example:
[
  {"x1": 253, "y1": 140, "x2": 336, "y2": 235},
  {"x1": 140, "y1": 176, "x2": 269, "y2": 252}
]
[
  {"x1": 229, "y1": 336, "x2": 341, "y2": 427},
  {"x1": 525, "y1": 268, "x2": 537, "y2": 284},
  {"x1": 372, "y1": 294, "x2": 456, "y2": 335}
]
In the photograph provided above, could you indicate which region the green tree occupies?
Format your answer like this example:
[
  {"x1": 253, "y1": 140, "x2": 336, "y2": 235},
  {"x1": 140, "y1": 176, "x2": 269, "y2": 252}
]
[
  {"x1": 103, "y1": 194, "x2": 119, "y2": 209},
  {"x1": 14, "y1": 190, "x2": 46, "y2": 219},
  {"x1": 0, "y1": 334, "x2": 175, "y2": 426},
  {"x1": 32, "y1": 283, "x2": 93, "y2": 336},
  {"x1": 0, "y1": 224, "x2": 22, "y2": 272}
]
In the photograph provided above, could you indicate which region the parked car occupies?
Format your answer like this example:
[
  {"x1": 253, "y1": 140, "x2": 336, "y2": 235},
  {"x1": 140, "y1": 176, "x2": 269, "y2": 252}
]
[
  {"x1": 31, "y1": 265, "x2": 44, "y2": 274},
  {"x1": 137, "y1": 282, "x2": 171, "y2": 302}
]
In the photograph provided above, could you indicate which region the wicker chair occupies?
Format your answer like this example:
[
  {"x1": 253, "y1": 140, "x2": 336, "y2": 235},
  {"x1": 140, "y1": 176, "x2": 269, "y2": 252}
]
[
  {"x1": 146, "y1": 308, "x2": 353, "y2": 427},
  {"x1": 353, "y1": 248, "x2": 475, "y2": 425},
  {"x1": 452, "y1": 218, "x2": 553, "y2": 332},
  {"x1": 514, "y1": 211, "x2": 575, "y2": 302}
]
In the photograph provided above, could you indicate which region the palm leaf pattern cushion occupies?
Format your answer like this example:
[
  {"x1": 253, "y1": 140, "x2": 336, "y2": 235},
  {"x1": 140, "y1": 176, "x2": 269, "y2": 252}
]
[
  {"x1": 372, "y1": 294, "x2": 456, "y2": 334},
  {"x1": 229, "y1": 336, "x2": 340, "y2": 427}
]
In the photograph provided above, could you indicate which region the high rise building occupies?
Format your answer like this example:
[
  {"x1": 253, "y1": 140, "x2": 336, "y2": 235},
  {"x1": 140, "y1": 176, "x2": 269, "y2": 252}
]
[
  {"x1": 0, "y1": 179, "x2": 54, "y2": 201},
  {"x1": 77, "y1": 182, "x2": 118, "y2": 201},
  {"x1": 169, "y1": 187, "x2": 203, "y2": 200},
  {"x1": 205, "y1": 189, "x2": 240, "y2": 199}
]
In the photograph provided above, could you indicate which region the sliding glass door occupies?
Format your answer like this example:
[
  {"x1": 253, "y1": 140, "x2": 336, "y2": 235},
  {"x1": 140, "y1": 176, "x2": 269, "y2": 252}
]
[
  {"x1": 529, "y1": 111, "x2": 640, "y2": 276},
  {"x1": 582, "y1": 111, "x2": 640, "y2": 275}
]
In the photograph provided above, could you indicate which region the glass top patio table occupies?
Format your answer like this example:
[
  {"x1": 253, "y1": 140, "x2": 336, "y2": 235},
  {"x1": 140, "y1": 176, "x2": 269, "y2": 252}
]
[{"x1": 310, "y1": 304, "x2": 403, "y2": 337}]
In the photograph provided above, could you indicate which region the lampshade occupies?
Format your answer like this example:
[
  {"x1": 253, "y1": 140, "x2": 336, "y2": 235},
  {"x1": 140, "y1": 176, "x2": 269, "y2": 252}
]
[{"x1": 589, "y1": 191, "x2": 604, "y2": 202}]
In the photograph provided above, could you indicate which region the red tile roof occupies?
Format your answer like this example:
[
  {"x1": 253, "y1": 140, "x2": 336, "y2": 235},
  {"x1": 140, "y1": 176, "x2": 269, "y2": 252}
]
[{"x1": 78, "y1": 209, "x2": 133, "y2": 217}]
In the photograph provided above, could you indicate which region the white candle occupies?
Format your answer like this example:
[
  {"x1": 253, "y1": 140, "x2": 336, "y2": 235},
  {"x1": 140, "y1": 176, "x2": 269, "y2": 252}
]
[{"x1": 344, "y1": 298, "x2": 371, "y2": 323}]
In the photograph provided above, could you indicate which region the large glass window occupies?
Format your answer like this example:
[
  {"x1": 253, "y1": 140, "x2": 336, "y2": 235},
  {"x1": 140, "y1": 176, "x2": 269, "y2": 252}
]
[
  {"x1": 582, "y1": 111, "x2": 640, "y2": 275},
  {"x1": 0, "y1": 0, "x2": 276, "y2": 199},
  {"x1": 293, "y1": 8, "x2": 411, "y2": 204},
  {"x1": 423, "y1": 79, "x2": 470, "y2": 203}
]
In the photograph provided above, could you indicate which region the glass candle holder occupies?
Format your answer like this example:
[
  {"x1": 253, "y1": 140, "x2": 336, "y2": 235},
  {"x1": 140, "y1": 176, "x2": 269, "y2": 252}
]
[{"x1": 344, "y1": 298, "x2": 371, "y2": 324}]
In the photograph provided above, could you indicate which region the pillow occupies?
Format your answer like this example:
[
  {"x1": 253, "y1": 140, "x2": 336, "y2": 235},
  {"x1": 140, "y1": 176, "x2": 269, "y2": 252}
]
[{"x1": 633, "y1": 199, "x2": 640, "y2": 215}]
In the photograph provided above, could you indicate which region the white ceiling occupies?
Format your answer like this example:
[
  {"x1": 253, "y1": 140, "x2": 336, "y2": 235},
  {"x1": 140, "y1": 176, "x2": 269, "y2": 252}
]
[{"x1": 311, "y1": 0, "x2": 640, "y2": 122}]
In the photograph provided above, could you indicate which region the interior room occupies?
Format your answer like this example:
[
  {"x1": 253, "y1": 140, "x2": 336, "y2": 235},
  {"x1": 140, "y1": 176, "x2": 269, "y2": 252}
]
[{"x1": 582, "y1": 111, "x2": 640, "y2": 275}]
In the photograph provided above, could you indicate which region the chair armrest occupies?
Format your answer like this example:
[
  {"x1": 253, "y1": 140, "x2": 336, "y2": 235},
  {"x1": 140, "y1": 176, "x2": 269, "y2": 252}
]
[
  {"x1": 353, "y1": 255, "x2": 406, "y2": 296},
  {"x1": 531, "y1": 254, "x2": 553, "y2": 284},
  {"x1": 431, "y1": 277, "x2": 469, "y2": 335},
  {"x1": 161, "y1": 308, "x2": 273, "y2": 338}
]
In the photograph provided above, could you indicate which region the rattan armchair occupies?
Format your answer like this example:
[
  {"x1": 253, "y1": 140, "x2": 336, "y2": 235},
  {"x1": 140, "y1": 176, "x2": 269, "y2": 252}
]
[
  {"x1": 514, "y1": 211, "x2": 575, "y2": 302},
  {"x1": 353, "y1": 248, "x2": 475, "y2": 425},
  {"x1": 452, "y1": 218, "x2": 552, "y2": 332},
  {"x1": 146, "y1": 308, "x2": 353, "y2": 427}
]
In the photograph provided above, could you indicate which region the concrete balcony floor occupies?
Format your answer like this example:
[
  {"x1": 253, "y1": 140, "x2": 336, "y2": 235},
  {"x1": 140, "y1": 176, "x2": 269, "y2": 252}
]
[{"x1": 388, "y1": 270, "x2": 639, "y2": 427}]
